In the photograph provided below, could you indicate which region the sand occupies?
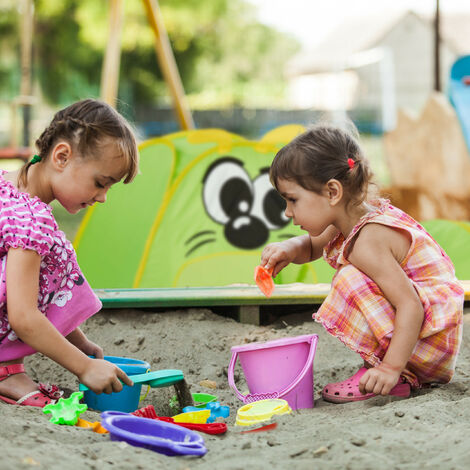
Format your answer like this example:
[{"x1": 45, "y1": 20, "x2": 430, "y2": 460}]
[{"x1": 2, "y1": 307, "x2": 470, "y2": 470}]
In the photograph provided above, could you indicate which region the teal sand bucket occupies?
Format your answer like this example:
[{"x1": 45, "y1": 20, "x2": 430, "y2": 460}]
[{"x1": 80, "y1": 355, "x2": 150, "y2": 413}]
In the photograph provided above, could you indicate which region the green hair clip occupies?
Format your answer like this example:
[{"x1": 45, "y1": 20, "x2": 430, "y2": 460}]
[{"x1": 30, "y1": 154, "x2": 42, "y2": 164}]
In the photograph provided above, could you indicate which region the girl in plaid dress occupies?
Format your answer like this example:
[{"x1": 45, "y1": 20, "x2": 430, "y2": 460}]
[{"x1": 261, "y1": 125, "x2": 463, "y2": 403}]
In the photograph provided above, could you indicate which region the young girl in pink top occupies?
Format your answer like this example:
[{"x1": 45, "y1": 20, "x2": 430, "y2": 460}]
[
  {"x1": 261, "y1": 125, "x2": 463, "y2": 402},
  {"x1": 0, "y1": 99, "x2": 138, "y2": 407}
]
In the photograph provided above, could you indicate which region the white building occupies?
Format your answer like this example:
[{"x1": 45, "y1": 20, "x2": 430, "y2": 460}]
[{"x1": 286, "y1": 11, "x2": 470, "y2": 131}]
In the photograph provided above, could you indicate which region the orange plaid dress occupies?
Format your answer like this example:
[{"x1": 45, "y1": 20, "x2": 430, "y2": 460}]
[{"x1": 315, "y1": 199, "x2": 463, "y2": 387}]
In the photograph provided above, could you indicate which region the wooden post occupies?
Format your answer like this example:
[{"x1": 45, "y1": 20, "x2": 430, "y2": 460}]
[
  {"x1": 142, "y1": 0, "x2": 195, "y2": 130},
  {"x1": 434, "y1": 0, "x2": 441, "y2": 92},
  {"x1": 238, "y1": 305, "x2": 261, "y2": 325},
  {"x1": 19, "y1": 0, "x2": 33, "y2": 146},
  {"x1": 173, "y1": 379, "x2": 194, "y2": 410},
  {"x1": 100, "y1": 0, "x2": 124, "y2": 107},
  {"x1": 9, "y1": 102, "x2": 18, "y2": 149}
]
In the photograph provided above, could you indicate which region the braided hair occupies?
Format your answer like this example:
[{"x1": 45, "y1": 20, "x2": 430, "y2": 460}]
[
  {"x1": 19, "y1": 99, "x2": 138, "y2": 188},
  {"x1": 270, "y1": 124, "x2": 374, "y2": 208}
]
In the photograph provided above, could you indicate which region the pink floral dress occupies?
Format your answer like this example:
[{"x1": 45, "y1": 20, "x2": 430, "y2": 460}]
[
  {"x1": 0, "y1": 171, "x2": 102, "y2": 361},
  {"x1": 315, "y1": 199, "x2": 463, "y2": 387}
]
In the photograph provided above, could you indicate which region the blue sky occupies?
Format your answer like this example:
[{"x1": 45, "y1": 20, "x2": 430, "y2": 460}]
[{"x1": 247, "y1": 0, "x2": 470, "y2": 48}]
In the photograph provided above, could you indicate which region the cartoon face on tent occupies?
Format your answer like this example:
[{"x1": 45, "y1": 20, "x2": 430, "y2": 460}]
[
  {"x1": 74, "y1": 126, "x2": 334, "y2": 288},
  {"x1": 201, "y1": 157, "x2": 289, "y2": 250}
]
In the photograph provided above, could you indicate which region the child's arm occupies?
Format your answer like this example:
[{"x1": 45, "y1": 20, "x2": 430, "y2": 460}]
[
  {"x1": 261, "y1": 225, "x2": 338, "y2": 277},
  {"x1": 6, "y1": 248, "x2": 133, "y2": 394},
  {"x1": 348, "y1": 224, "x2": 424, "y2": 395},
  {"x1": 66, "y1": 327, "x2": 104, "y2": 359}
]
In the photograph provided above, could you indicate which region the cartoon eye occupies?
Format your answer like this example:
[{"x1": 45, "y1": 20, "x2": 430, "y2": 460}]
[
  {"x1": 251, "y1": 172, "x2": 289, "y2": 230},
  {"x1": 202, "y1": 158, "x2": 253, "y2": 224}
]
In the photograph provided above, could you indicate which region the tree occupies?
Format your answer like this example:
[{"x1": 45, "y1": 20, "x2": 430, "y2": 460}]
[{"x1": 0, "y1": 0, "x2": 299, "y2": 110}]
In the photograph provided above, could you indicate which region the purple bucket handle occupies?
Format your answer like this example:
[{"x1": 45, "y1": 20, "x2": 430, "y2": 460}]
[{"x1": 228, "y1": 334, "x2": 318, "y2": 403}]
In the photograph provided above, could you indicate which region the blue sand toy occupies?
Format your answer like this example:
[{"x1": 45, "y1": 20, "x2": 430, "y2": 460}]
[
  {"x1": 79, "y1": 368, "x2": 184, "y2": 413},
  {"x1": 449, "y1": 55, "x2": 470, "y2": 152},
  {"x1": 78, "y1": 356, "x2": 183, "y2": 413},
  {"x1": 183, "y1": 401, "x2": 229, "y2": 423}
]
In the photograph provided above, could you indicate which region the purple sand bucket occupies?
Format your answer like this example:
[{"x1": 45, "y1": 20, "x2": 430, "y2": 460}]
[
  {"x1": 100, "y1": 413, "x2": 207, "y2": 457},
  {"x1": 228, "y1": 334, "x2": 318, "y2": 410}
]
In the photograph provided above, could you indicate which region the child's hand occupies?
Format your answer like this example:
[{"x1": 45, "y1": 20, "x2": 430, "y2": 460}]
[
  {"x1": 79, "y1": 359, "x2": 133, "y2": 394},
  {"x1": 261, "y1": 241, "x2": 295, "y2": 277},
  {"x1": 358, "y1": 363, "x2": 401, "y2": 396}
]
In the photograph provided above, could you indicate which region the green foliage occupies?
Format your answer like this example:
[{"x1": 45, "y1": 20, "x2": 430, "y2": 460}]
[
  {"x1": 0, "y1": 0, "x2": 299, "y2": 108},
  {"x1": 0, "y1": 4, "x2": 20, "y2": 100}
]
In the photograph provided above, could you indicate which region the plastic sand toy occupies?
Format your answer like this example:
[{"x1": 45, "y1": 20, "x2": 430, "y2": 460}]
[
  {"x1": 79, "y1": 369, "x2": 184, "y2": 413},
  {"x1": 75, "y1": 418, "x2": 108, "y2": 434},
  {"x1": 169, "y1": 392, "x2": 217, "y2": 411},
  {"x1": 254, "y1": 265, "x2": 274, "y2": 297},
  {"x1": 228, "y1": 334, "x2": 318, "y2": 410},
  {"x1": 100, "y1": 413, "x2": 207, "y2": 457},
  {"x1": 157, "y1": 416, "x2": 227, "y2": 435},
  {"x1": 239, "y1": 422, "x2": 277, "y2": 434},
  {"x1": 235, "y1": 398, "x2": 291, "y2": 426},
  {"x1": 172, "y1": 409, "x2": 210, "y2": 424},
  {"x1": 132, "y1": 405, "x2": 226, "y2": 435},
  {"x1": 192, "y1": 393, "x2": 218, "y2": 408},
  {"x1": 80, "y1": 369, "x2": 184, "y2": 390},
  {"x1": 43, "y1": 391, "x2": 88, "y2": 425},
  {"x1": 132, "y1": 405, "x2": 158, "y2": 419},
  {"x1": 183, "y1": 401, "x2": 229, "y2": 423}
]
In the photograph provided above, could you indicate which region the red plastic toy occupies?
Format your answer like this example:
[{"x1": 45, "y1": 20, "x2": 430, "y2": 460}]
[
  {"x1": 132, "y1": 405, "x2": 227, "y2": 435},
  {"x1": 254, "y1": 265, "x2": 274, "y2": 297}
]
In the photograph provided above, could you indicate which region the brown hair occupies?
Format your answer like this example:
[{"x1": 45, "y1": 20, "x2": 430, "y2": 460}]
[
  {"x1": 18, "y1": 99, "x2": 139, "y2": 188},
  {"x1": 270, "y1": 124, "x2": 373, "y2": 207}
]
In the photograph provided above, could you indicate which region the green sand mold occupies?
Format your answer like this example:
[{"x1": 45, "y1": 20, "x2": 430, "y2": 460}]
[{"x1": 43, "y1": 391, "x2": 88, "y2": 426}]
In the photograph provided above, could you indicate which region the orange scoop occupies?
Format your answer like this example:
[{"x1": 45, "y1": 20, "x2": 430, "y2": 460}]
[
  {"x1": 75, "y1": 418, "x2": 108, "y2": 434},
  {"x1": 254, "y1": 265, "x2": 274, "y2": 297}
]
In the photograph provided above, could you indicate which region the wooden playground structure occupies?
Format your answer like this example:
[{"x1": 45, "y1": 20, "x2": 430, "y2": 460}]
[
  {"x1": 2, "y1": 0, "x2": 194, "y2": 162},
  {"x1": 384, "y1": 92, "x2": 470, "y2": 221}
]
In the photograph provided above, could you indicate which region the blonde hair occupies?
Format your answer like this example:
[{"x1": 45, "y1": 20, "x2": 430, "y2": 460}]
[
  {"x1": 270, "y1": 124, "x2": 373, "y2": 207},
  {"x1": 19, "y1": 99, "x2": 139, "y2": 187}
]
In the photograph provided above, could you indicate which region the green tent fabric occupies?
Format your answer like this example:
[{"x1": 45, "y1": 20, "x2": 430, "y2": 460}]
[
  {"x1": 422, "y1": 219, "x2": 470, "y2": 280},
  {"x1": 74, "y1": 126, "x2": 470, "y2": 289},
  {"x1": 74, "y1": 126, "x2": 335, "y2": 288}
]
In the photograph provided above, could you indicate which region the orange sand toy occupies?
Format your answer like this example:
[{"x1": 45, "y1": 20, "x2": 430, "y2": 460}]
[
  {"x1": 75, "y1": 418, "x2": 108, "y2": 434},
  {"x1": 254, "y1": 265, "x2": 274, "y2": 297}
]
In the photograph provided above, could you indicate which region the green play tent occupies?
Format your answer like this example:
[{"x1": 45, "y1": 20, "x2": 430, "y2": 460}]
[
  {"x1": 74, "y1": 126, "x2": 470, "y2": 289},
  {"x1": 74, "y1": 125, "x2": 335, "y2": 288}
]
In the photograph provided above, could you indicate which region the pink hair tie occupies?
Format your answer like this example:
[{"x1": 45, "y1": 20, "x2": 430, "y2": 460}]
[{"x1": 347, "y1": 158, "x2": 355, "y2": 169}]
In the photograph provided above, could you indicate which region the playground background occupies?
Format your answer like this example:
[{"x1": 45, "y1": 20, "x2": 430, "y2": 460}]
[
  {"x1": 2, "y1": 1, "x2": 470, "y2": 233},
  {"x1": 1, "y1": 2, "x2": 470, "y2": 468}
]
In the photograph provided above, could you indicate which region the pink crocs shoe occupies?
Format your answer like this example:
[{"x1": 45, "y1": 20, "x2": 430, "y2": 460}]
[{"x1": 322, "y1": 367, "x2": 411, "y2": 403}]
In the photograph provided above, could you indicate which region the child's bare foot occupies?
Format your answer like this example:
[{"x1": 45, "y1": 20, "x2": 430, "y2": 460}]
[{"x1": 0, "y1": 361, "x2": 38, "y2": 401}]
